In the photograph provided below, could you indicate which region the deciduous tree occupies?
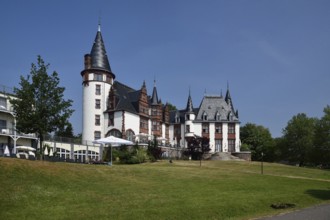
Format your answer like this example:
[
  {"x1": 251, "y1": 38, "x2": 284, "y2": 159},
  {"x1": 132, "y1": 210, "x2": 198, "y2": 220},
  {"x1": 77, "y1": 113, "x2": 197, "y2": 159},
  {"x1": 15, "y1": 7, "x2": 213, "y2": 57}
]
[
  {"x1": 312, "y1": 106, "x2": 330, "y2": 166},
  {"x1": 10, "y1": 56, "x2": 74, "y2": 157},
  {"x1": 240, "y1": 123, "x2": 275, "y2": 161},
  {"x1": 282, "y1": 113, "x2": 316, "y2": 166}
]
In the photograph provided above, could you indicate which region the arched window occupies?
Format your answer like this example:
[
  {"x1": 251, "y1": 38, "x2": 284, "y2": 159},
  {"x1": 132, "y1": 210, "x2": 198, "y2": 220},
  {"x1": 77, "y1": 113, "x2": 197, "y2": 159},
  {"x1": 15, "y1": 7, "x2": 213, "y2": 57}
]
[
  {"x1": 108, "y1": 129, "x2": 122, "y2": 138},
  {"x1": 202, "y1": 111, "x2": 208, "y2": 121},
  {"x1": 215, "y1": 111, "x2": 220, "y2": 121},
  {"x1": 125, "y1": 129, "x2": 135, "y2": 142}
]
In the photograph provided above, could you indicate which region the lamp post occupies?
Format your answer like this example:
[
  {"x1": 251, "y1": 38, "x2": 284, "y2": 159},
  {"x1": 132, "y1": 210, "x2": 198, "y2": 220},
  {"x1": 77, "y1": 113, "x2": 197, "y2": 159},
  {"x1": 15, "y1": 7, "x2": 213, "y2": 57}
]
[{"x1": 261, "y1": 152, "x2": 264, "y2": 175}]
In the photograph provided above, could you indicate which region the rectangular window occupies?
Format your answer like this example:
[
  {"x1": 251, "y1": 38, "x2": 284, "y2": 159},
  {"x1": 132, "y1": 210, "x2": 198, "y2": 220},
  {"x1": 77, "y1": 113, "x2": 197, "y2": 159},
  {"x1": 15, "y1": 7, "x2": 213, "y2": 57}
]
[
  {"x1": 186, "y1": 125, "x2": 190, "y2": 133},
  {"x1": 228, "y1": 139, "x2": 235, "y2": 152},
  {"x1": 215, "y1": 139, "x2": 222, "y2": 152},
  {"x1": 94, "y1": 131, "x2": 101, "y2": 140},
  {"x1": 228, "y1": 123, "x2": 235, "y2": 134},
  {"x1": 106, "y1": 75, "x2": 111, "y2": 83},
  {"x1": 202, "y1": 123, "x2": 209, "y2": 133},
  {"x1": 95, "y1": 115, "x2": 100, "y2": 126},
  {"x1": 0, "y1": 119, "x2": 7, "y2": 131},
  {"x1": 152, "y1": 121, "x2": 159, "y2": 131},
  {"x1": 0, "y1": 97, "x2": 7, "y2": 110},
  {"x1": 94, "y1": 74, "x2": 103, "y2": 81},
  {"x1": 95, "y1": 99, "x2": 101, "y2": 109},
  {"x1": 95, "y1": 85, "x2": 101, "y2": 95},
  {"x1": 109, "y1": 113, "x2": 114, "y2": 126},
  {"x1": 140, "y1": 118, "x2": 148, "y2": 129},
  {"x1": 174, "y1": 126, "x2": 181, "y2": 135},
  {"x1": 215, "y1": 123, "x2": 222, "y2": 133},
  {"x1": 152, "y1": 109, "x2": 157, "y2": 116}
]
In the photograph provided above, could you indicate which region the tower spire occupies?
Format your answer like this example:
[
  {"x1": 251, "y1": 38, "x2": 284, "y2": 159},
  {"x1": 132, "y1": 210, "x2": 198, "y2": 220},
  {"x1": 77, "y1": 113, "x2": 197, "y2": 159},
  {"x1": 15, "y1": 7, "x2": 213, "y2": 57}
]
[
  {"x1": 98, "y1": 11, "x2": 102, "y2": 32},
  {"x1": 151, "y1": 79, "x2": 159, "y2": 105},
  {"x1": 90, "y1": 23, "x2": 112, "y2": 72},
  {"x1": 186, "y1": 87, "x2": 194, "y2": 113}
]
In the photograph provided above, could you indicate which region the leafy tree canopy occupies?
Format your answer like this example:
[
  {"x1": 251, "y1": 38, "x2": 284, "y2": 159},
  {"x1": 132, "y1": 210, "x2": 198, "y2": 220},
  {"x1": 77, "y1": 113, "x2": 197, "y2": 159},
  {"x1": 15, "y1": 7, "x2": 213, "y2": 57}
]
[
  {"x1": 185, "y1": 136, "x2": 211, "y2": 160},
  {"x1": 10, "y1": 56, "x2": 74, "y2": 149},
  {"x1": 240, "y1": 123, "x2": 274, "y2": 161},
  {"x1": 282, "y1": 113, "x2": 316, "y2": 166},
  {"x1": 166, "y1": 102, "x2": 177, "y2": 111},
  {"x1": 55, "y1": 122, "x2": 74, "y2": 138},
  {"x1": 312, "y1": 106, "x2": 330, "y2": 165}
]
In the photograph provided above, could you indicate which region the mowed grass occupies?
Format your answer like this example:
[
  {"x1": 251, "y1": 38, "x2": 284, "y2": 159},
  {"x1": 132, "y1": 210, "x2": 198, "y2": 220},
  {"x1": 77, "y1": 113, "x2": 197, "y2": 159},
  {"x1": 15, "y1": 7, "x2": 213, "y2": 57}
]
[{"x1": 0, "y1": 158, "x2": 329, "y2": 220}]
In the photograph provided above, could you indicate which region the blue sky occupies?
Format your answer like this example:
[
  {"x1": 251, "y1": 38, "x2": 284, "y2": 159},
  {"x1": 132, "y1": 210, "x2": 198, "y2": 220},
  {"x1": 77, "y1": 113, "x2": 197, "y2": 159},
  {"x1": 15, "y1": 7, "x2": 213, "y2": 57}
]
[{"x1": 1, "y1": 0, "x2": 329, "y2": 137}]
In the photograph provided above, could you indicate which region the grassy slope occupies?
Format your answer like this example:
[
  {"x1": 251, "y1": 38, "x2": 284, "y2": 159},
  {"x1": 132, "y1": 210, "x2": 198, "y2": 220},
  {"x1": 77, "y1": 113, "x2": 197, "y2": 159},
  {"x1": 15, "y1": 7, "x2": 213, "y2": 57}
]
[{"x1": 0, "y1": 158, "x2": 329, "y2": 220}]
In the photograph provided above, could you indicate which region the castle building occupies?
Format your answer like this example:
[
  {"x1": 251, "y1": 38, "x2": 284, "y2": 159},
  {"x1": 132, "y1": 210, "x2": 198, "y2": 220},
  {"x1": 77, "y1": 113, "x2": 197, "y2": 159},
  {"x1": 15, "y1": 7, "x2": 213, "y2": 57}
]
[{"x1": 81, "y1": 25, "x2": 240, "y2": 153}]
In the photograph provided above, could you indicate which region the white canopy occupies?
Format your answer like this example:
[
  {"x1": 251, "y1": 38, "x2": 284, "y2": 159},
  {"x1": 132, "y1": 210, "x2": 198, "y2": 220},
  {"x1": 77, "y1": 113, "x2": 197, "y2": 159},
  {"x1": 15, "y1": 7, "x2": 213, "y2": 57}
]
[
  {"x1": 16, "y1": 146, "x2": 36, "y2": 151},
  {"x1": 93, "y1": 136, "x2": 133, "y2": 146}
]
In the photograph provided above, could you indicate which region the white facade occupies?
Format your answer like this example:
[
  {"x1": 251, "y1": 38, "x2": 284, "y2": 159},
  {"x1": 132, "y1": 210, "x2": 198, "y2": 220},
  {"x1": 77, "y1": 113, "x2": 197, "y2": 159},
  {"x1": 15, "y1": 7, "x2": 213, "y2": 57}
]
[{"x1": 82, "y1": 73, "x2": 112, "y2": 143}]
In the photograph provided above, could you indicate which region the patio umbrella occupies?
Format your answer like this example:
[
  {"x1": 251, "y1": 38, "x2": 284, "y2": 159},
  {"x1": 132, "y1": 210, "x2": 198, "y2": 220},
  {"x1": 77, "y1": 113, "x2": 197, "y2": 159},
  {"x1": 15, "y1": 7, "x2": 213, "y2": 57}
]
[
  {"x1": 4, "y1": 145, "x2": 10, "y2": 157},
  {"x1": 44, "y1": 147, "x2": 48, "y2": 156},
  {"x1": 49, "y1": 148, "x2": 53, "y2": 157},
  {"x1": 93, "y1": 136, "x2": 133, "y2": 146},
  {"x1": 93, "y1": 136, "x2": 133, "y2": 165}
]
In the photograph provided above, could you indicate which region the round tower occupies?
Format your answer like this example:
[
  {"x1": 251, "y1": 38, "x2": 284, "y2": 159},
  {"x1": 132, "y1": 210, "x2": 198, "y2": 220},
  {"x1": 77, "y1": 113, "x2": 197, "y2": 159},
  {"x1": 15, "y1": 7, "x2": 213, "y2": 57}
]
[
  {"x1": 184, "y1": 89, "x2": 195, "y2": 138},
  {"x1": 81, "y1": 24, "x2": 115, "y2": 144}
]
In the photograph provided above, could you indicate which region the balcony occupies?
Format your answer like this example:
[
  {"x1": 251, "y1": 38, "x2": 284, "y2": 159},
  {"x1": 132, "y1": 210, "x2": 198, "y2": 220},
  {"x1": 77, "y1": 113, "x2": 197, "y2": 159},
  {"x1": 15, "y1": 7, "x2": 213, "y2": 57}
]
[
  {"x1": 0, "y1": 127, "x2": 37, "y2": 139},
  {"x1": 0, "y1": 105, "x2": 14, "y2": 114}
]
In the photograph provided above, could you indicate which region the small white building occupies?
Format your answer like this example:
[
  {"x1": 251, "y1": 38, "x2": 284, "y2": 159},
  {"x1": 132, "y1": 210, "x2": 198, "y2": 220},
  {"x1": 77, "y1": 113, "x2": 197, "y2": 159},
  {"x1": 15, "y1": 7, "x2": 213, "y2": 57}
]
[{"x1": 0, "y1": 86, "x2": 38, "y2": 156}]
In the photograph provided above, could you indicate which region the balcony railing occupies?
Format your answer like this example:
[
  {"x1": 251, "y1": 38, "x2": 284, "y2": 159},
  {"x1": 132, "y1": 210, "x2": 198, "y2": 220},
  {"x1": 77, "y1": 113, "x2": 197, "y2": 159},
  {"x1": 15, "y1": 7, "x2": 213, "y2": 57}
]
[
  {"x1": 0, "y1": 105, "x2": 14, "y2": 113},
  {"x1": 0, "y1": 126, "x2": 37, "y2": 138}
]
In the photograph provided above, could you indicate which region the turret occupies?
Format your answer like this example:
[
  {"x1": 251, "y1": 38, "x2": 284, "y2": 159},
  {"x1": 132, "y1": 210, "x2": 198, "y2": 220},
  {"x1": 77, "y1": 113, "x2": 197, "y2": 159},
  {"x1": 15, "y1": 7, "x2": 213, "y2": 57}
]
[
  {"x1": 81, "y1": 24, "x2": 115, "y2": 143},
  {"x1": 184, "y1": 89, "x2": 195, "y2": 137}
]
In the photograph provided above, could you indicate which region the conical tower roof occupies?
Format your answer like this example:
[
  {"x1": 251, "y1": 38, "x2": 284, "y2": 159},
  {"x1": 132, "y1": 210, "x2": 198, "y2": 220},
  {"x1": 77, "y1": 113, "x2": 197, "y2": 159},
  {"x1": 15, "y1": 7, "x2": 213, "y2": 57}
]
[
  {"x1": 90, "y1": 24, "x2": 112, "y2": 72},
  {"x1": 151, "y1": 80, "x2": 159, "y2": 105},
  {"x1": 186, "y1": 89, "x2": 194, "y2": 113}
]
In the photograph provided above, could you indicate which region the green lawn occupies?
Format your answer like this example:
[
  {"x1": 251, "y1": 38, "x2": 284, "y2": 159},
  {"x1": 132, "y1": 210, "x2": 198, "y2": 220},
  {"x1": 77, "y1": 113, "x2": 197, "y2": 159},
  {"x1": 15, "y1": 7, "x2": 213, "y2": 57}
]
[{"x1": 0, "y1": 158, "x2": 329, "y2": 220}]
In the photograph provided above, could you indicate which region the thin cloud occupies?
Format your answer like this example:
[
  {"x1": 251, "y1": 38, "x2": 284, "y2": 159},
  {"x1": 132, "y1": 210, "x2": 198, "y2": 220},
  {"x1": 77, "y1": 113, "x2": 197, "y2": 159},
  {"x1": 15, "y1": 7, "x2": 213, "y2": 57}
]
[{"x1": 257, "y1": 39, "x2": 292, "y2": 66}]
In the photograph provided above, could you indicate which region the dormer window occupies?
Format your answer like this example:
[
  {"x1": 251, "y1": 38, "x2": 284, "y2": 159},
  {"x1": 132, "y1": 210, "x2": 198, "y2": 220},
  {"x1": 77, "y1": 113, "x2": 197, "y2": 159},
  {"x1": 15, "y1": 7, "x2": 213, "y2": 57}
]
[
  {"x1": 215, "y1": 111, "x2": 220, "y2": 121},
  {"x1": 228, "y1": 112, "x2": 234, "y2": 121},
  {"x1": 202, "y1": 111, "x2": 208, "y2": 121},
  {"x1": 175, "y1": 115, "x2": 180, "y2": 123},
  {"x1": 186, "y1": 114, "x2": 190, "y2": 120}
]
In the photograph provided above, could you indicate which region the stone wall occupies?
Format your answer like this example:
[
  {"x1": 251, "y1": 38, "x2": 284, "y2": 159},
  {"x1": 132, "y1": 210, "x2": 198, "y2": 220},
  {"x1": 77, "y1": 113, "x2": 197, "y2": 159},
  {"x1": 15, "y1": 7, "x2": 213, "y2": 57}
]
[{"x1": 232, "y1": 151, "x2": 251, "y2": 161}]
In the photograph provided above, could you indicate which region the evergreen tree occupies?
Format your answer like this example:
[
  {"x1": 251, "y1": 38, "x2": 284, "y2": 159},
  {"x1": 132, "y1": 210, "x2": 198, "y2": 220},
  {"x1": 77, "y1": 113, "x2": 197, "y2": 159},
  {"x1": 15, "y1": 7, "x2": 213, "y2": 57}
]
[{"x1": 10, "y1": 56, "x2": 74, "y2": 156}]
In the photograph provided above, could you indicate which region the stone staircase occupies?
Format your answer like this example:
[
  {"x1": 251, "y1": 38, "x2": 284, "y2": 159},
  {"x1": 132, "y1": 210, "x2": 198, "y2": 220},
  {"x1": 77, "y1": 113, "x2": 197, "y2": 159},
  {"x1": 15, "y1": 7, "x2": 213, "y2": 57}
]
[{"x1": 209, "y1": 152, "x2": 244, "y2": 161}]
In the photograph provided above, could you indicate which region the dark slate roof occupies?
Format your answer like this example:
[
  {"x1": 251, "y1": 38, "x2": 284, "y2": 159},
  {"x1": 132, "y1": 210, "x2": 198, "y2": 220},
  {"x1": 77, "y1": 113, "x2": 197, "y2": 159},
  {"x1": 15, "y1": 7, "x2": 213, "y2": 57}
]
[
  {"x1": 112, "y1": 81, "x2": 139, "y2": 113},
  {"x1": 169, "y1": 110, "x2": 185, "y2": 123},
  {"x1": 150, "y1": 85, "x2": 159, "y2": 105},
  {"x1": 90, "y1": 26, "x2": 112, "y2": 72},
  {"x1": 195, "y1": 95, "x2": 239, "y2": 122},
  {"x1": 225, "y1": 88, "x2": 231, "y2": 102},
  {"x1": 169, "y1": 108, "x2": 199, "y2": 123},
  {"x1": 186, "y1": 93, "x2": 194, "y2": 113}
]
